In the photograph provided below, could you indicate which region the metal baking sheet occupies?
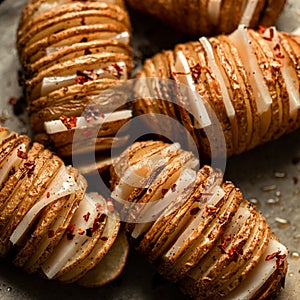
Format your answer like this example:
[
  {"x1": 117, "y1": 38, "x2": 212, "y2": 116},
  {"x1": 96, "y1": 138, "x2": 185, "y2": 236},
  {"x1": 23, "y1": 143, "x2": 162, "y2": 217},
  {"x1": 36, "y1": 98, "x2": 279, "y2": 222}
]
[{"x1": 0, "y1": 0, "x2": 299, "y2": 299}]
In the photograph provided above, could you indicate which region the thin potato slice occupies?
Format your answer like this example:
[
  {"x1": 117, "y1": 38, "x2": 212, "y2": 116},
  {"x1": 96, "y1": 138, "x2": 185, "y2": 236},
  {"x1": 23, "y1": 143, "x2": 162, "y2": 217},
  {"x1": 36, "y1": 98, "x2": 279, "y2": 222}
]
[{"x1": 77, "y1": 229, "x2": 129, "y2": 287}]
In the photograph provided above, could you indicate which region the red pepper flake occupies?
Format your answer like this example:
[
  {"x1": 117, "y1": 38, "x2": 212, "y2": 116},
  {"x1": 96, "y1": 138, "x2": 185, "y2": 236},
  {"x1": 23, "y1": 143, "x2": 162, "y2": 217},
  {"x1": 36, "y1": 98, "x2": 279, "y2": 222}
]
[
  {"x1": 273, "y1": 44, "x2": 285, "y2": 59},
  {"x1": 83, "y1": 129, "x2": 93, "y2": 138},
  {"x1": 98, "y1": 213, "x2": 106, "y2": 223},
  {"x1": 83, "y1": 212, "x2": 91, "y2": 222},
  {"x1": 101, "y1": 236, "x2": 108, "y2": 241},
  {"x1": 96, "y1": 202, "x2": 105, "y2": 211},
  {"x1": 162, "y1": 188, "x2": 168, "y2": 197},
  {"x1": 190, "y1": 63, "x2": 202, "y2": 82},
  {"x1": 193, "y1": 195, "x2": 201, "y2": 201},
  {"x1": 48, "y1": 230, "x2": 55, "y2": 238},
  {"x1": 266, "y1": 250, "x2": 281, "y2": 261},
  {"x1": 75, "y1": 70, "x2": 97, "y2": 84},
  {"x1": 263, "y1": 27, "x2": 274, "y2": 41},
  {"x1": 258, "y1": 25, "x2": 266, "y2": 33},
  {"x1": 217, "y1": 233, "x2": 232, "y2": 254},
  {"x1": 24, "y1": 161, "x2": 35, "y2": 176},
  {"x1": 269, "y1": 28, "x2": 274, "y2": 39},
  {"x1": 86, "y1": 213, "x2": 107, "y2": 237},
  {"x1": 66, "y1": 224, "x2": 76, "y2": 240},
  {"x1": 9, "y1": 97, "x2": 18, "y2": 105},
  {"x1": 190, "y1": 207, "x2": 200, "y2": 215},
  {"x1": 205, "y1": 204, "x2": 217, "y2": 214},
  {"x1": 59, "y1": 115, "x2": 77, "y2": 130},
  {"x1": 293, "y1": 176, "x2": 298, "y2": 184},
  {"x1": 106, "y1": 198, "x2": 115, "y2": 213},
  {"x1": 103, "y1": 63, "x2": 124, "y2": 79},
  {"x1": 17, "y1": 149, "x2": 28, "y2": 159},
  {"x1": 275, "y1": 52, "x2": 285, "y2": 59},
  {"x1": 266, "y1": 250, "x2": 286, "y2": 271},
  {"x1": 112, "y1": 63, "x2": 124, "y2": 78},
  {"x1": 227, "y1": 244, "x2": 243, "y2": 263},
  {"x1": 77, "y1": 228, "x2": 85, "y2": 235},
  {"x1": 273, "y1": 44, "x2": 280, "y2": 51},
  {"x1": 46, "y1": 192, "x2": 50, "y2": 198}
]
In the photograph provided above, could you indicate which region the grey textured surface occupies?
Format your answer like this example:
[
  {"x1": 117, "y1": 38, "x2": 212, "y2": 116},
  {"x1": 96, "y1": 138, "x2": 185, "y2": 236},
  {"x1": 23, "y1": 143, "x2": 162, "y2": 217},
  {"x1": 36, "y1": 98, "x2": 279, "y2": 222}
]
[{"x1": 0, "y1": 0, "x2": 299, "y2": 299}]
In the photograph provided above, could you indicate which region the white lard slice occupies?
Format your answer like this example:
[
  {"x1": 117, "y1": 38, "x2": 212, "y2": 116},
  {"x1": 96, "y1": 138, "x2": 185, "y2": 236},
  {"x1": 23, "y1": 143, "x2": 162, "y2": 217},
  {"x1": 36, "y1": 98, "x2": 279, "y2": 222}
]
[{"x1": 174, "y1": 51, "x2": 211, "y2": 129}]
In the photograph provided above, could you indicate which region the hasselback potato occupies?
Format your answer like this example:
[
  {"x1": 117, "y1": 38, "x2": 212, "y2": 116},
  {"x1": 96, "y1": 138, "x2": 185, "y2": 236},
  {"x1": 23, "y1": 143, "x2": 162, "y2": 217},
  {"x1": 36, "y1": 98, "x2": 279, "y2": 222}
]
[
  {"x1": 133, "y1": 26, "x2": 300, "y2": 158},
  {"x1": 125, "y1": 0, "x2": 286, "y2": 37},
  {"x1": 110, "y1": 140, "x2": 288, "y2": 299},
  {"x1": 17, "y1": 0, "x2": 133, "y2": 157},
  {"x1": 0, "y1": 126, "x2": 129, "y2": 286}
]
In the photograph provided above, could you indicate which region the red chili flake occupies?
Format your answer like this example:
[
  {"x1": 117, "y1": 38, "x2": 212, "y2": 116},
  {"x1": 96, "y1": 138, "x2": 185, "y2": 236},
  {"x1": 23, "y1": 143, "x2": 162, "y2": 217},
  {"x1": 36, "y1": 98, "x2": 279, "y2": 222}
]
[
  {"x1": 265, "y1": 250, "x2": 286, "y2": 271},
  {"x1": 75, "y1": 70, "x2": 97, "y2": 84},
  {"x1": 293, "y1": 176, "x2": 299, "y2": 184},
  {"x1": 101, "y1": 236, "x2": 108, "y2": 241},
  {"x1": 227, "y1": 245, "x2": 243, "y2": 263},
  {"x1": 46, "y1": 192, "x2": 50, "y2": 198},
  {"x1": 275, "y1": 52, "x2": 285, "y2": 59},
  {"x1": 48, "y1": 230, "x2": 55, "y2": 238},
  {"x1": 112, "y1": 63, "x2": 124, "y2": 78},
  {"x1": 9, "y1": 97, "x2": 18, "y2": 105},
  {"x1": 276, "y1": 254, "x2": 287, "y2": 270},
  {"x1": 205, "y1": 204, "x2": 217, "y2": 214},
  {"x1": 190, "y1": 63, "x2": 202, "y2": 82},
  {"x1": 24, "y1": 161, "x2": 35, "y2": 176},
  {"x1": 266, "y1": 250, "x2": 281, "y2": 261},
  {"x1": 273, "y1": 44, "x2": 280, "y2": 51},
  {"x1": 263, "y1": 28, "x2": 274, "y2": 41},
  {"x1": 104, "y1": 63, "x2": 124, "y2": 79},
  {"x1": 171, "y1": 184, "x2": 177, "y2": 192},
  {"x1": 66, "y1": 224, "x2": 76, "y2": 240},
  {"x1": 162, "y1": 189, "x2": 168, "y2": 197},
  {"x1": 258, "y1": 25, "x2": 266, "y2": 33},
  {"x1": 106, "y1": 198, "x2": 115, "y2": 213},
  {"x1": 83, "y1": 129, "x2": 93, "y2": 138},
  {"x1": 96, "y1": 202, "x2": 105, "y2": 211},
  {"x1": 17, "y1": 149, "x2": 28, "y2": 159},
  {"x1": 83, "y1": 212, "x2": 91, "y2": 222},
  {"x1": 217, "y1": 233, "x2": 232, "y2": 254},
  {"x1": 172, "y1": 71, "x2": 189, "y2": 76},
  {"x1": 77, "y1": 228, "x2": 85, "y2": 235},
  {"x1": 190, "y1": 207, "x2": 200, "y2": 215},
  {"x1": 87, "y1": 213, "x2": 106, "y2": 237},
  {"x1": 59, "y1": 115, "x2": 77, "y2": 130},
  {"x1": 98, "y1": 213, "x2": 106, "y2": 223},
  {"x1": 193, "y1": 195, "x2": 201, "y2": 201}
]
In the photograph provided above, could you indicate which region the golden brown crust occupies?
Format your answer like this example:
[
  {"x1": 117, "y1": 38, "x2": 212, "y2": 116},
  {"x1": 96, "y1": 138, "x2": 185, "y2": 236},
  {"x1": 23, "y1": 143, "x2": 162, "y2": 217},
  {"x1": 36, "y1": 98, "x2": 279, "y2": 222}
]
[
  {"x1": 133, "y1": 28, "x2": 300, "y2": 159},
  {"x1": 113, "y1": 141, "x2": 287, "y2": 299},
  {"x1": 126, "y1": 0, "x2": 286, "y2": 37}
]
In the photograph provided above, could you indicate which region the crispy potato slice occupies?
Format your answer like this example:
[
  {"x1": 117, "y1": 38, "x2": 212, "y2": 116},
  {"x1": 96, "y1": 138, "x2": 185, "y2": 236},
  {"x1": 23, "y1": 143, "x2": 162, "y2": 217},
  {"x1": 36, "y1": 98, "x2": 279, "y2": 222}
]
[{"x1": 76, "y1": 229, "x2": 129, "y2": 287}]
